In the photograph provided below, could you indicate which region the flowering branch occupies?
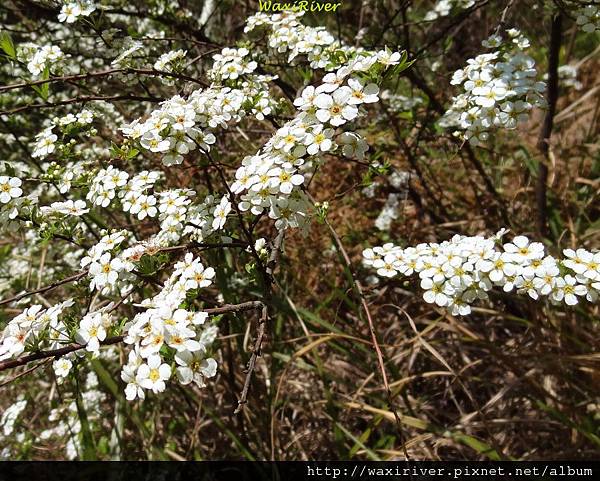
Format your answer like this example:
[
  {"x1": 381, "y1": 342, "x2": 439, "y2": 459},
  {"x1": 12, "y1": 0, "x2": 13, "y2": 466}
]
[{"x1": 0, "y1": 301, "x2": 264, "y2": 373}]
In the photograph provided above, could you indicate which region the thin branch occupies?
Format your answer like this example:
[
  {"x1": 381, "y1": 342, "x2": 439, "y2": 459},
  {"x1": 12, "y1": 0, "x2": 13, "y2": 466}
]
[
  {"x1": 0, "y1": 336, "x2": 125, "y2": 372},
  {"x1": 0, "y1": 68, "x2": 207, "y2": 93},
  {"x1": 234, "y1": 230, "x2": 285, "y2": 414},
  {"x1": 0, "y1": 359, "x2": 52, "y2": 388},
  {"x1": 536, "y1": 12, "x2": 562, "y2": 238},
  {"x1": 158, "y1": 241, "x2": 248, "y2": 253},
  {"x1": 0, "y1": 270, "x2": 88, "y2": 307},
  {"x1": 0, "y1": 94, "x2": 163, "y2": 116}
]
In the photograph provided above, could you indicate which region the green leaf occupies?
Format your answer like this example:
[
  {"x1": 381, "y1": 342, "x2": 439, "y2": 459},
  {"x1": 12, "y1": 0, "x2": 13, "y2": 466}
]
[
  {"x1": 0, "y1": 31, "x2": 16, "y2": 59},
  {"x1": 334, "y1": 421, "x2": 381, "y2": 460},
  {"x1": 450, "y1": 433, "x2": 503, "y2": 461},
  {"x1": 30, "y1": 67, "x2": 50, "y2": 100}
]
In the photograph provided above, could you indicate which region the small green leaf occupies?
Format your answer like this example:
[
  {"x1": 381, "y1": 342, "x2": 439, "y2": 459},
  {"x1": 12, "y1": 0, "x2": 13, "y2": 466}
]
[
  {"x1": 30, "y1": 67, "x2": 50, "y2": 100},
  {"x1": 0, "y1": 31, "x2": 16, "y2": 59}
]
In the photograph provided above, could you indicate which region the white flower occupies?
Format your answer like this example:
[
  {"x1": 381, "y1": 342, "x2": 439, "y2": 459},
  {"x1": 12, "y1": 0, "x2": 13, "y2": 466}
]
[
  {"x1": 58, "y1": 3, "x2": 81, "y2": 23},
  {"x1": 41, "y1": 200, "x2": 89, "y2": 216},
  {"x1": 270, "y1": 165, "x2": 304, "y2": 194},
  {"x1": 166, "y1": 325, "x2": 202, "y2": 352},
  {"x1": 184, "y1": 263, "x2": 215, "y2": 290},
  {"x1": 421, "y1": 278, "x2": 454, "y2": 306},
  {"x1": 136, "y1": 354, "x2": 171, "y2": 393},
  {"x1": 372, "y1": 255, "x2": 399, "y2": 278},
  {"x1": 293, "y1": 85, "x2": 318, "y2": 111},
  {"x1": 140, "y1": 133, "x2": 171, "y2": 153},
  {"x1": 562, "y1": 248, "x2": 599, "y2": 278},
  {"x1": 377, "y1": 48, "x2": 401, "y2": 66},
  {"x1": 175, "y1": 351, "x2": 217, "y2": 387},
  {"x1": 75, "y1": 313, "x2": 106, "y2": 353},
  {"x1": 135, "y1": 195, "x2": 158, "y2": 220},
  {"x1": 89, "y1": 253, "x2": 123, "y2": 289},
  {"x1": 304, "y1": 126, "x2": 334, "y2": 155},
  {"x1": 122, "y1": 368, "x2": 145, "y2": 401},
  {"x1": 32, "y1": 132, "x2": 57, "y2": 158},
  {"x1": 53, "y1": 358, "x2": 73, "y2": 378},
  {"x1": 212, "y1": 196, "x2": 231, "y2": 230},
  {"x1": 552, "y1": 275, "x2": 587, "y2": 306},
  {"x1": 347, "y1": 78, "x2": 380, "y2": 105},
  {"x1": 0, "y1": 176, "x2": 22, "y2": 203},
  {"x1": 503, "y1": 235, "x2": 544, "y2": 264},
  {"x1": 314, "y1": 87, "x2": 358, "y2": 126},
  {"x1": 0, "y1": 324, "x2": 30, "y2": 360}
]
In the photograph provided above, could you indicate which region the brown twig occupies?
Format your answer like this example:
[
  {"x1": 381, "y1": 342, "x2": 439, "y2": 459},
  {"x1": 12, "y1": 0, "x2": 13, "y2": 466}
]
[
  {"x1": 0, "y1": 270, "x2": 88, "y2": 307},
  {"x1": 0, "y1": 95, "x2": 163, "y2": 116},
  {"x1": 234, "y1": 230, "x2": 285, "y2": 414},
  {"x1": 0, "y1": 358, "x2": 52, "y2": 388},
  {"x1": 536, "y1": 12, "x2": 563, "y2": 238},
  {"x1": 0, "y1": 68, "x2": 207, "y2": 93},
  {"x1": 157, "y1": 241, "x2": 248, "y2": 252},
  {"x1": 404, "y1": 69, "x2": 509, "y2": 224},
  {"x1": 0, "y1": 336, "x2": 125, "y2": 372}
]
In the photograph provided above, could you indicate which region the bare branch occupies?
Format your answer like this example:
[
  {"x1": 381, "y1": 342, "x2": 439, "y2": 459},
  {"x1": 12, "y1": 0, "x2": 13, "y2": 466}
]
[
  {"x1": 234, "y1": 230, "x2": 285, "y2": 414},
  {"x1": 536, "y1": 12, "x2": 563, "y2": 238},
  {"x1": 0, "y1": 95, "x2": 163, "y2": 116},
  {"x1": 0, "y1": 271, "x2": 88, "y2": 307},
  {"x1": 0, "y1": 68, "x2": 208, "y2": 94}
]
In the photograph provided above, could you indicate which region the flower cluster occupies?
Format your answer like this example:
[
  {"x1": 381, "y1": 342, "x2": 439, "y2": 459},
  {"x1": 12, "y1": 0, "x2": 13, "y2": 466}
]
[
  {"x1": 81, "y1": 230, "x2": 133, "y2": 293},
  {"x1": 153, "y1": 49, "x2": 187, "y2": 84},
  {"x1": 0, "y1": 10, "x2": 408, "y2": 416},
  {"x1": 424, "y1": 0, "x2": 475, "y2": 21},
  {"x1": 245, "y1": 12, "x2": 338, "y2": 68},
  {"x1": 364, "y1": 231, "x2": 600, "y2": 316},
  {"x1": 75, "y1": 309, "x2": 113, "y2": 355},
  {"x1": 23, "y1": 44, "x2": 65, "y2": 77},
  {"x1": 231, "y1": 63, "x2": 392, "y2": 230},
  {"x1": 121, "y1": 89, "x2": 233, "y2": 166},
  {"x1": 40, "y1": 199, "x2": 89, "y2": 217},
  {"x1": 0, "y1": 300, "x2": 74, "y2": 361},
  {"x1": 210, "y1": 47, "x2": 257, "y2": 80},
  {"x1": 120, "y1": 253, "x2": 218, "y2": 400},
  {"x1": 576, "y1": 4, "x2": 600, "y2": 33},
  {"x1": 57, "y1": 1, "x2": 96, "y2": 23},
  {"x1": 227, "y1": 13, "x2": 403, "y2": 231},
  {"x1": 31, "y1": 109, "x2": 95, "y2": 159},
  {"x1": 86, "y1": 165, "x2": 129, "y2": 208},
  {"x1": 0, "y1": 398, "x2": 27, "y2": 437},
  {"x1": 441, "y1": 30, "x2": 546, "y2": 145}
]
